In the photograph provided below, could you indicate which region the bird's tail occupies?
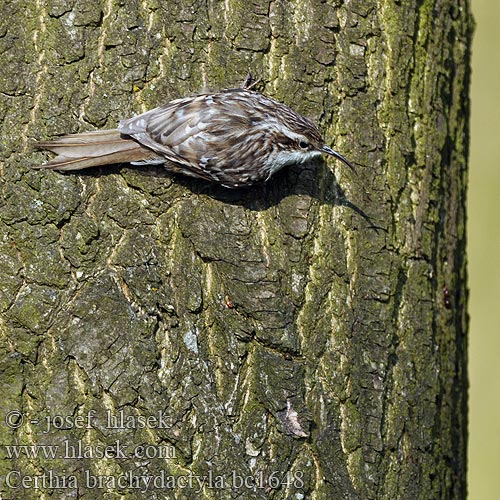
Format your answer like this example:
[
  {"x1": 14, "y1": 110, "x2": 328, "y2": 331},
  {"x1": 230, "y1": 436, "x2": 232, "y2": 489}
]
[{"x1": 34, "y1": 129, "x2": 157, "y2": 171}]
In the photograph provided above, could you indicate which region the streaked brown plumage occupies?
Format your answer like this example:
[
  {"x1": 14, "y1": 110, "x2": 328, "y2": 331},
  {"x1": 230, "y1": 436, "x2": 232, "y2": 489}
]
[{"x1": 34, "y1": 88, "x2": 353, "y2": 188}]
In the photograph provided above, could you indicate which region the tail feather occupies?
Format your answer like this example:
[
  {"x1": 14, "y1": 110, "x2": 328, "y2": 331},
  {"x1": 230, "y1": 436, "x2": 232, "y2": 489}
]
[{"x1": 34, "y1": 129, "x2": 158, "y2": 171}]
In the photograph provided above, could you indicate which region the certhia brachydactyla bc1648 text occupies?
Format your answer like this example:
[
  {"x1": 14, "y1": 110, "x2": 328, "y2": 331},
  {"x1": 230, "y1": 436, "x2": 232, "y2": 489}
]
[{"x1": 35, "y1": 87, "x2": 353, "y2": 189}]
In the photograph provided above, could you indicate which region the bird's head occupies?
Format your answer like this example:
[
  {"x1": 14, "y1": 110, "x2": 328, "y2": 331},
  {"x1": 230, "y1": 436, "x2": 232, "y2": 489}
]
[{"x1": 271, "y1": 116, "x2": 355, "y2": 173}]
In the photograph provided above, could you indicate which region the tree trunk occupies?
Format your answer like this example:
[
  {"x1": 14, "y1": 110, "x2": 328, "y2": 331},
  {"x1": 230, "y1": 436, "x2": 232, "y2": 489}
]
[{"x1": 0, "y1": 1, "x2": 471, "y2": 499}]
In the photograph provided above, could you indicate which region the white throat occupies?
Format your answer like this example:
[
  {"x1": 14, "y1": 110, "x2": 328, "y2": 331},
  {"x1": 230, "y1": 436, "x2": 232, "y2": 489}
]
[{"x1": 266, "y1": 149, "x2": 321, "y2": 177}]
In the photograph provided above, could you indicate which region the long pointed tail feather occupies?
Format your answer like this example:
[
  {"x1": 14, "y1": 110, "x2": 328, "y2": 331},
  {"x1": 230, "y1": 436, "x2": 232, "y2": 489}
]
[{"x1": 34, "y1": 129, "x2": 156, "y2": 171}]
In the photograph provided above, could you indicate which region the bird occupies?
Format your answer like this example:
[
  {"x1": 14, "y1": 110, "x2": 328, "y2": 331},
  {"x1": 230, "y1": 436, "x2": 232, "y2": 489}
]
[{"x1": 34, "y1": 87, "x2": 354, "y2": 189}]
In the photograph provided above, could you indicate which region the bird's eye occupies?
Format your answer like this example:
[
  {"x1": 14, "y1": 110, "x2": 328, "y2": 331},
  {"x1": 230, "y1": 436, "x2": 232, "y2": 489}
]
[{"x1": 299, "y1": 140, "x2": 309, "y2": 149}]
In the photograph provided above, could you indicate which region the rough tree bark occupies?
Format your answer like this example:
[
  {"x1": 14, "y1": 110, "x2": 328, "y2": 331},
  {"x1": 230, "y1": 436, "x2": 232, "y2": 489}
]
[{"x1": 0, "y1": 1, "x2": 471, "y2": 499}]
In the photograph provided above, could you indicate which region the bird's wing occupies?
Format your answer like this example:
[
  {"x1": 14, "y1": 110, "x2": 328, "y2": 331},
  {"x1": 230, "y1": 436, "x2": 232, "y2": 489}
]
[
  {"x1": 118, "y1": 97, "x2": 198, "y2": 166},
  {"x1": 118, "y1": 92, "x2": 254, "y2": 172}
]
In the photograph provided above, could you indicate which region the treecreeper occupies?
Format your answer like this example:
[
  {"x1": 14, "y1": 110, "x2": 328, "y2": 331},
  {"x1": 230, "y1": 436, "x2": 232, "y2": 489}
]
[{"x1": 34, "y1": 85, "x2": 354, "y2": 188}]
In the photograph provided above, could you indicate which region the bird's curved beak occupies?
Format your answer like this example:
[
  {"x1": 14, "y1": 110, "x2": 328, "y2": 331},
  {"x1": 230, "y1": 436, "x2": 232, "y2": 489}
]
[{"x1": 320, "y1": 145, "x2": 356, "y2": 173}]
